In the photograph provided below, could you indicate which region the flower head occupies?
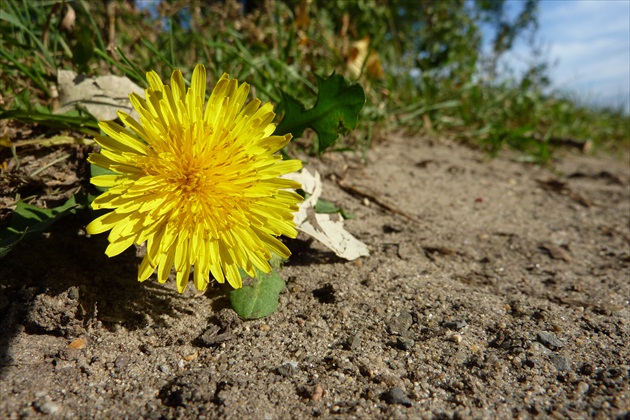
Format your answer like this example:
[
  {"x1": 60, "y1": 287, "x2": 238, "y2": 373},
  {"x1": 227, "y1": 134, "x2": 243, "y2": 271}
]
[{"x1": 87, "y1": 64, "x2": 302, "y2": 292}]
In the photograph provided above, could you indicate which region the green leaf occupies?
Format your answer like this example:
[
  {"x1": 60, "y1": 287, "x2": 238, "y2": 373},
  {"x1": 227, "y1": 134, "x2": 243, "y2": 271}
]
[
  {"x1": 90, "y1": 164, "x2": 117, "y2": 192},
  {"x1": 229, "y1": 267, "x2": 286, "y2": 320},
  {"x1": 275, "y1": 73, "x2": 365, "y2": 155},
  {"x1": 72, "y1": 25, "x2": 96, "y2": 74},
  {"x1": 314, "y1": 198, "x2": 354, "y2": 219},
  {"x1": 0, "y1": 196, "x2": 84, "y2": 258},
  {"x1": 0, "y1": 107, "x2": 99, "y2": 135}
]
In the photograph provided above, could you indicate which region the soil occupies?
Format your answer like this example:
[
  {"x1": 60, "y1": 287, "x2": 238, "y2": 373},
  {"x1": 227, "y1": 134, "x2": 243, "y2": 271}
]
[{"x1": 0, "y1": 134, "x2": 628, "y2": 418}]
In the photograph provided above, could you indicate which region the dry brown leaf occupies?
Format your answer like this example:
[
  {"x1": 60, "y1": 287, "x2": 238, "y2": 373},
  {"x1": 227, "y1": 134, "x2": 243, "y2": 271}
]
[
  {"x1": 285, "y1": 169, "x2": 369, "y2": 260},
  {"x1": 347, "y1": 36, "x2": 384, "y2": 79},
  {"x1": 295, "y1": 0, "x2": 311, "y2": 29},
  {"x1": 56, "y1": 70, "x2": 145, "y2": 121},
  {"x1": 60, "y1": 4, "x2": 76, "y2": 33}
]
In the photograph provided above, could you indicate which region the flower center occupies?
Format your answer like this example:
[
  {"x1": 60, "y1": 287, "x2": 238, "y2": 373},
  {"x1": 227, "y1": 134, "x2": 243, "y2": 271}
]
[{"x1": 179, "y1": 166, "x2": 205, "y2": 194}]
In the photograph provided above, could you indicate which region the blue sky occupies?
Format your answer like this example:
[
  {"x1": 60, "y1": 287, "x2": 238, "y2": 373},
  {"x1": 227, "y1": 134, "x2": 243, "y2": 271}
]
[
  {"x1": 135, "y1": 0, "x2": 629, "y2": 112},
  {"x1": 502, "y1": 0, "x2": 630, "y2": 112}
]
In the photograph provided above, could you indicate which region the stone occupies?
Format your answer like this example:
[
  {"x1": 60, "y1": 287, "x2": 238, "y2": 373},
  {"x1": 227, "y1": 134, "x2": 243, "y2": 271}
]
[
  {"x1": 381, "y1": 387, "x2": 412, "y2": 406},
  {"x1": 388, "y1": 312, "x2": 413, "y2": 335},
  {"x1": 537, "y1": 332, "x2": 565, "y2": 350}
]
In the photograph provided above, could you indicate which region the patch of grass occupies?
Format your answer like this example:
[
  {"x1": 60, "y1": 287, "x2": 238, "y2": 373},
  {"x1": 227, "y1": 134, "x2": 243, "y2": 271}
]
[
  {"x1": 1, "y1": 0, "x2": 627, "y2": 161},
  {"x1": 1, "y1": 0, "x2": 627, "y2": 317}
]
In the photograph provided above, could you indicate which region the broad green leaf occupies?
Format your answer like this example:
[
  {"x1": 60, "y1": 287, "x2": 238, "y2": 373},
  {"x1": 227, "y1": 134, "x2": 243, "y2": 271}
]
[
  {"x1": 90, "y1": 164, "x2": 117, "y2": 192},
  {"x1": 275, "y1": 73, "x2": 365, "y2": 155},
  {"x1": 0, "y1": 196, "x2": 84, "y2": 258},
  {"x1": 0, "y1": 108, "x2": 99, "y2": 134},
  {"x1": 230, "y1": 268, "x2": 286, "y2": 320},
  {"x1": 314, "y1": 198, "x2": 354, "y2": 219}
]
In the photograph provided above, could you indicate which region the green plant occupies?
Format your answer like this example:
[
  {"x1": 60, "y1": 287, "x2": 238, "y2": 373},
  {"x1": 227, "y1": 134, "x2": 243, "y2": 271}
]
[{"x1": 1, "y1": 0, "x2": 627, "y2": 318}]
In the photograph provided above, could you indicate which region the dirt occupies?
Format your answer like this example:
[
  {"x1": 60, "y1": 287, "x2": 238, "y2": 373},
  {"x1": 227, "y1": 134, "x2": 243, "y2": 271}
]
[{"x1": 1, "y1": 134, "x2": 628, "y2": 418}]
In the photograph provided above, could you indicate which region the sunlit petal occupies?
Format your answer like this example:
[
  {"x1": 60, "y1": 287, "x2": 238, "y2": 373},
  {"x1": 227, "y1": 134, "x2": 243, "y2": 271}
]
[{"x1": 87, "y1": 64, "x2": 302, "y2": 293}]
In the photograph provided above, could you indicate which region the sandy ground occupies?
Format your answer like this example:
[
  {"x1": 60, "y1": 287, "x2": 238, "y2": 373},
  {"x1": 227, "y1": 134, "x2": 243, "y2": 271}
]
[{"x1": 1, "y1": 134, "x2": 628, "y2": 418}]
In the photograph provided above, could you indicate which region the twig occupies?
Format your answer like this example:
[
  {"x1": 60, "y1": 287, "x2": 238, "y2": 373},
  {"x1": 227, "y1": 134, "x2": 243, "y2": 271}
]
[
  {"x1": 334, "y1": 177, "x2": 421, "y2": 225},
  {"x1": 29, "y1": 153, "x2": 71, "y2": 177}
]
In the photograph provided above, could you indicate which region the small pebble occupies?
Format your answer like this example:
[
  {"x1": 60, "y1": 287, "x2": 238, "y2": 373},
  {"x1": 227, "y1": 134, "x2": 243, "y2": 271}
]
[
  {"x1": 68, "y1": 338, "x2": 86, "y2": 350},
  {"x1": 537, "y1": 332, "x2": 564, "y2": 350},
  {"x1": 277, "y1": 361, "x2": 298, "y2": 377},
  {"x1": 396, "y1": 337, "x2": 414, "y2": 351},
  {"x1": 388, "y1": 312, "x2": 413, "y2": 335},
  {"x1": 33, "y1": 395, "x2": 61, "y2": 415},
  {"x1": 114, "y1": 355, "x2": 129, "y2": 370},
  {"x1": 444, "y1": 320, "x2": 467, "y2": 330},
  {"x1": 549, "y1": 354, "x2": 570, "y2": 371},
  {"x1": 38, "y1": 401, "x2": 61, "y2": 415},
  {"x1": 580, "y1": 363, "x2": 594, "y2": 376},
  {"x1": 382, "y1": 387, "x2": 412, "y2": 406},
  {"x1": 67, "y1": 287, "x2": 80, "y2": 300},
  {"x1": 311, "y1": 384, "x2": 324, "y2": 402},
  {"x1": 576, "y1": 381, "x2": 589, "y2": 395},
  {"x1": 346, "y1": 335, "x2": 361, "y2": 351},
  {"x1": 139, "y1": 344, "x2": 152, "y2": 355}
]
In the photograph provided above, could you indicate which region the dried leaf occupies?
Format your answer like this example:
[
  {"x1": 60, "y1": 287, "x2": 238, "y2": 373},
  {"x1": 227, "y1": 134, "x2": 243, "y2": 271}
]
[
  {"x1": 60, "y1": 4, "x2": 76, "y2": 33},
  {"x1": 295, "y1": 0, "x2": 311, "y2": 29},
  {"x1": 540, "y1": 242, "x2": 572, "y2": 262},
  {"x1": 285, "y1": 169, "x2": 369, "y2": 260},
  {"x1": 347, "y1": 36, "x2": 384, "y2": 79},
  {"x1": 56, "y1": 70, "x2": 145, "y2": 121},
  {"x1": 1, "y1": 135, "x2": 92, "y2": 149},
  {"x1": 537, "y1": 178, "x2": 591, "y2": 207}
]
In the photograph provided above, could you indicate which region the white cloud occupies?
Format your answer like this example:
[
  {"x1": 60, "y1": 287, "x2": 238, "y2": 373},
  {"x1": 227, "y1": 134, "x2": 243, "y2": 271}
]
[
  {"x1": 493, "y1": 0, "x2": 629, "y2": 111},
  {"x1": 538, "y1": 0, "x2": 630, "y2": 110}
]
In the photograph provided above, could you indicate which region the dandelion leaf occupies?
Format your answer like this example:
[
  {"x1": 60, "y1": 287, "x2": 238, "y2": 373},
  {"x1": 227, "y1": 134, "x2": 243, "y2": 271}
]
[
  {"x1": 275, "y1": 73, "x2": 365, "y2": 154},
  {"x1": 314, "y1": 198, "x2": 353, "y2": 219},
  {"x1": 0, "y1": 196, "x2": 83, "y2": 258},
  {"x1": 90, "y1": 164, "x2": 117, "y2": 192},
  {"x1": 0, "y1": 106, "x2": 99, "y2": 132},
  {"x1": 230, "y1": 268, "x2": 286, "y2": 319}
]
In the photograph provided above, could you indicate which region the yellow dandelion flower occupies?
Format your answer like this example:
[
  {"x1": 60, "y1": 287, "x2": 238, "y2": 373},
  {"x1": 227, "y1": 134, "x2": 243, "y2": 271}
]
[{"x1": 86, "y1": 64, "x2": 303, "y2": 293}]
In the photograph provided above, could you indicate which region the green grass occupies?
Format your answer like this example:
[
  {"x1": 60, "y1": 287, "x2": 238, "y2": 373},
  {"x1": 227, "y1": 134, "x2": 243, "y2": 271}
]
[
  {"x1": 1, "y1": 0, "x2": 628, "y2": 162},
  {"x1": 0, "y1": 0, "x2": 627, "y2": 314}
]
